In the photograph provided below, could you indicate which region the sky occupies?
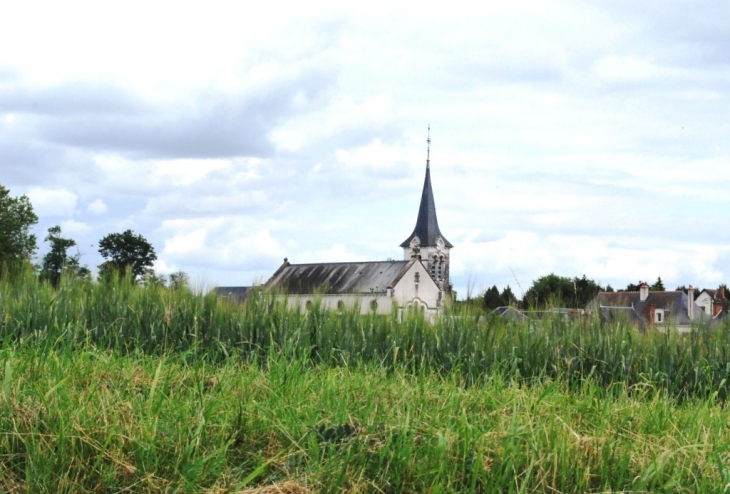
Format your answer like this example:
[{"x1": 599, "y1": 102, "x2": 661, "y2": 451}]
[{"x1": 2, "y1": 0, "x2": 730, "y2": 298}]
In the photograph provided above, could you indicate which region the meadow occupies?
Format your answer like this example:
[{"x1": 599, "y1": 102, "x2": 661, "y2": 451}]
[{"x1": 1, "y1": 267, "x2": 730, "y2": 492}]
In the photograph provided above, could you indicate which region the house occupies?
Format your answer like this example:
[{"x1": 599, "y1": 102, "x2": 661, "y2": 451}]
[
  {"x1": 695, "y1": 287, "x2": 727, "y2": 317},
  {"x1": 217, "y1": 130, "x2": 453, "y2": 318},
  {"x1": 216, "y1": 286, "x2": 251, "y2": 302},
  {"x1": 588, "y1": 283, "x2": 710, "y2": 330}
]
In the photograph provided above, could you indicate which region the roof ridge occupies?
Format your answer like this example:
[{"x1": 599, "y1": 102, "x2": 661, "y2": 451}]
[{"x1": 286, "y1": 260, "x2": 409, "y2": 267}]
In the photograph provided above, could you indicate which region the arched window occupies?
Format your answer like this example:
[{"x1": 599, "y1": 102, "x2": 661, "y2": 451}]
[
  {"x1": 305, "y1": 300, "x2": 313, "y2": 311},
  {"x1": 370, "y1": 300, "x2": 378, "y2": 311},
  {"x1": 337, "y1": 300, "x2": 345, "y2": 310}
]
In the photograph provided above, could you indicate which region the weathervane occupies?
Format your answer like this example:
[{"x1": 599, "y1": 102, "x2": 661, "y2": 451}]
[{"x1": 426, "y1": 124, "x2": 431, "y2": 169}]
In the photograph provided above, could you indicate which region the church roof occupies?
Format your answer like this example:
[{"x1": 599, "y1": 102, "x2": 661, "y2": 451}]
[
  {"x1": 265, "y1": 259, "x2": 413, "y2": 295},
  {"x1": 400, "y1": 165, "x2": 453, "y2": 248}
]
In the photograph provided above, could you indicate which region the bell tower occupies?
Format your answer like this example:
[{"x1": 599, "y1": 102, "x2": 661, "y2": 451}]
[{"x1": 400, "y1": 127, "x2": 453, "y2": 290}]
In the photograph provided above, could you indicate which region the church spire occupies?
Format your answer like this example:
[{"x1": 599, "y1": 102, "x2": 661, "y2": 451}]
[{"x1": 400, "y1": 127, "x2": 452, "y2": 249}]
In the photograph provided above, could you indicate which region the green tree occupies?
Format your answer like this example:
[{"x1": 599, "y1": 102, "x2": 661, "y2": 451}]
[
  {"x1": 650, "y1": 276, "x2": 665, "y2": 291},
  {"x1": 482, "y1": 285, "x2": 501, "y2": 310},
  {"x1": 524, "y1": 273, "x2": 603, "y2": 308},
  {"x1": 523, "y1": 273, "x2": 574, "y2": 307},
  {"x1": 39, "y1": 226, "x2": 90, "y2": 287},
  {"x1": 168, "y1": 270, "x2": 190, "y2": 290},
  {"x1": 500, "y1": 286, "x2": 516, "y2": 306},
  {"x1": 98, "y1": 230, "x2": 157, "y2": 282},
  {"x1": 618, "y1": 282, "x2": 643, "y2": 292},
  {"x1": 0, "y1": 185, "x2": 38, "y2": 272},
  {"x1": 142, "y1": 270, "x2": 167, "y2": 287}
]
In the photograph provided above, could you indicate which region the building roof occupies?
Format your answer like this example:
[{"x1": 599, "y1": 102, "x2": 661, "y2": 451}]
[
  {"x1": 590, "y1": 291, "x2": 708, "y2": 326},
  {"x1": 400, "y1": 164, "x2": 453, "y2": 248},
  {"x1": 215, "y1": 286, "x2": 251, "y2": 300},
  {"x1": 265, "y1": 260, "x2": 414, "y2": 295}
]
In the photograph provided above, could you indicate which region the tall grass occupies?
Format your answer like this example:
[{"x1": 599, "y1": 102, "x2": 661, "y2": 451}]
[
  {"x1": 1, "y1": 264, "x2": 729, "y2": 401},
  {"x1": 3, "y1": 266, "x2": 730, "y2": 490}
]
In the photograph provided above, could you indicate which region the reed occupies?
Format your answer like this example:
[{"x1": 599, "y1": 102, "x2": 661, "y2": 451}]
[
  {"x1": 0, "y1": 265, "x2": 728, "y2": 401},
  {"x1": 2, "y1": 267, "x2": 730, "y2": 490}
]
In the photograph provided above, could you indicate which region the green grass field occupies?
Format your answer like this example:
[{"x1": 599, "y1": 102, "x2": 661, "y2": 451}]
[{"x1": 2, "y1": 267, "x2": 730, "y2": 492}]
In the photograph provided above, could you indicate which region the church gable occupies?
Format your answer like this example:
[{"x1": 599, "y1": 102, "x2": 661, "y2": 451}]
[{"x1": 391, "y1": 259, "x2": 442, "y2": 309}]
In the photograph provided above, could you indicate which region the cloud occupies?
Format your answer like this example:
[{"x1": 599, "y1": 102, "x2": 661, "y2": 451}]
[
  {"x1": 3, "y1": 1, "x2": 730, "y2": 297},
  {"x1": 26, "y1": 187, "x2": 77, "y2": 217},
  {"x1": 60, "y1": 219, "x2": 92, "y2": 236},
  {"x1": 87, "y1": 199, "x2": 107, "y2": 214}
]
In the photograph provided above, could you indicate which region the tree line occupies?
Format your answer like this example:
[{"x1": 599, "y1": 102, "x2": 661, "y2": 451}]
[
  {"x1": 0, "y1": 184, "x2": 188, "y2": 288},
  {"x1": 480, "y1": 272, "x2": 729, "y2": 311}
]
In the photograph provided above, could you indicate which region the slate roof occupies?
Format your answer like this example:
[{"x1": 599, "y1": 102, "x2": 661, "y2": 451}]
[
  {"x1": 590, "y1": 291, "x2": 708, "y2": 326},
  {"x1": 400, "y1": 165, "x2": 453, "y2": 248},
  {"x1": 488, "y1": 306, "x2": 528, "y2": 322},
  {"x1": 265, "y1": 260, "x2": 413, "y2": 295},
  {"x1": 216, "y1": 286, "x2": 251, "y2": 301}
]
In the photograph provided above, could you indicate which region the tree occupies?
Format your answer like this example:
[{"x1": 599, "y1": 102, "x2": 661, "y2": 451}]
[
  {"x1": 39, "y1": 226, "x2": 90, "y2": 287},
  {"x1": 98, "y1": 230, "x2": 157, "y2": 282},
  {"x1": 620, "y1": 282, "x2": 641, "y2": 292},
  {"x1": 482, "y1": 285, "x2": 501, "y2": 310},
  {"x1": 523, "y1": 273, "x2": 603, "y2": 308},
  {"x1": 0, "y1": 185, "x2": 38, "y2": 272},
  {"x1": 141, "y1": 270, "x2": 167, "y2": 287},
  {"x1": 500, "y1": 286, "x2": 517, "y2": 307},
  {"x1": 650, "y1": 276, "x2": 665, "y2": 291},
  {"x1": 168, "y1": 270, "x2": 190, "y2": 290},
  {"x1": 605, "y1": 284, "x2": 615, "y2": 292}
]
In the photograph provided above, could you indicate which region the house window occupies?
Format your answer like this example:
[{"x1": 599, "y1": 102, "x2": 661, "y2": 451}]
[{"x1": 655, "y1": 309, "x2": 665, "y2": 324}]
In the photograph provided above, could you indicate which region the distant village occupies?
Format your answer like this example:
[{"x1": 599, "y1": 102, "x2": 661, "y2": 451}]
[{"x1": 216, "y1": 135, "x2": 729, "y2": 330}]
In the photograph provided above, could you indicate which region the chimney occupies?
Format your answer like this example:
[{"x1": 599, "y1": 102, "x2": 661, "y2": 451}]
[
  {"x1": 648, "y1": 304, "x2": 656, "y2": 325},
  {"x1": 688, "y1": 285, "x2": 694, "y2": 320},
  {"x1": 639, "y1": 282, "x2": 649, "y2": 302}
]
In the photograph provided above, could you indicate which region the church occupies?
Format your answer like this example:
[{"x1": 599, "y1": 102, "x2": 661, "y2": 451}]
[{"x1": 219, "y1": 134, "x2": 453, "y2": 317}]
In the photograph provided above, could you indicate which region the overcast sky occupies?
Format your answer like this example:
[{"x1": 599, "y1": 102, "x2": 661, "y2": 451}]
[{"x1": 2, "y1": 0, "x2": 730, "y2": 297}]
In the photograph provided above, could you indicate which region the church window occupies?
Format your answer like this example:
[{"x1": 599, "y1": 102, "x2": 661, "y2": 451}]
[
  {"x1": 370, "y1": 300, "x2": 378, "y2": 311},
  {"x1": 305, "y1": 300, "x2": 313, "y2": 311},
  {"x1": 337, "y1": 300, "x2": 345, "y2": 310}
]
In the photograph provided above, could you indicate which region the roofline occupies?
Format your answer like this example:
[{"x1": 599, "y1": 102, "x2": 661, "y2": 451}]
[
  {"x1": 390, "y1": 258, "x2": 418, "y2": 287},
  {"x1": 283, "y1": 260, "x2": 410, "y2": 267}
]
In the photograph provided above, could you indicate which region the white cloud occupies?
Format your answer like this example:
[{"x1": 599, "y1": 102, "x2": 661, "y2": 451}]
[
  {"x1": 164, "y1": 228, "x2": 207, "y2": 255},
  {"x1": 59, "y1": 219, "x2": 91, "y2": 235},
  {"x1": 26, "y1": 187, "x2": 77, "y2": 217},
  {"x1": 87, "y1": 199, "x2": 108, "y2": 214},
  {"x1": 317, "y1": 244, "x2": 367, "y2": 263},
  {"x1": 4, "y1": 1, "x2": 730, "y2": 296}
]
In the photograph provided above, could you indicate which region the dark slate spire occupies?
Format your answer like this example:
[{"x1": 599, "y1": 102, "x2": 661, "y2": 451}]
[{"x1": 400, "y1": 127, "x2": 453, "y2": 248}]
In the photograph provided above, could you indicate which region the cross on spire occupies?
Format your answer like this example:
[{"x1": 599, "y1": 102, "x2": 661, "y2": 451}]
[{"x1": 426, "y1": 124, "x2": 431, "y2": 169}]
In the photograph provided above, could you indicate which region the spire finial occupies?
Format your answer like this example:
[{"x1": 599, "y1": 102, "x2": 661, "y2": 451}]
[{"x1": 426, "y1": 124, "x2": 431, "y2": 170}]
